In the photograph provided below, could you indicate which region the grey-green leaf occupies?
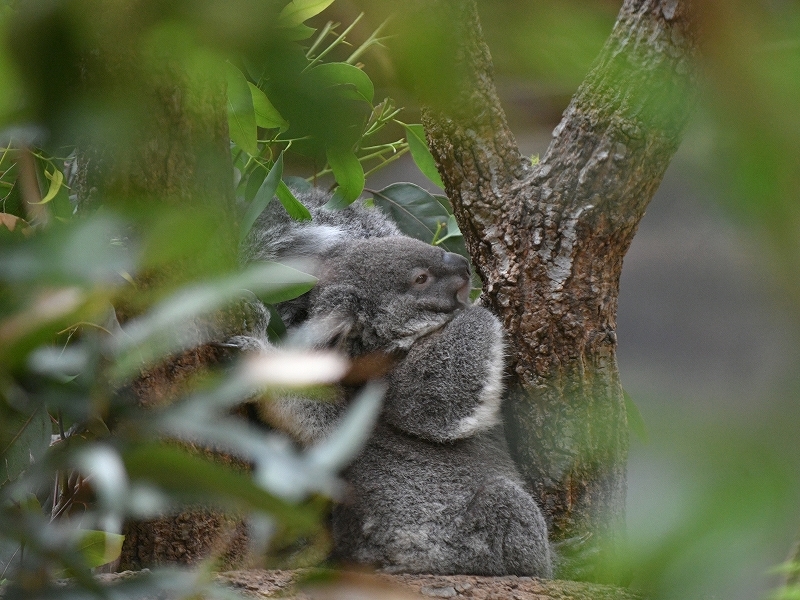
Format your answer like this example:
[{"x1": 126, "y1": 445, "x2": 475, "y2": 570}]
[
  {"x1": 248, "y1": 83, "x2": 288, "y2": 131},
  {"x1": 277, "y1": 181, "x2": 312, "y2": 221},
  {"x1": 370, "y1": 183, "x2": 467, "y2": 257},
  {"x1": 310, "y1": 63, "x2": 374, "y2": 103},
  {"x1": 403, "y1": 124, "x2": 444, "y2": 189},
  {"x1": 624, "y1": 389, "x2": 649, "y2": 444},
  {"x1": 74, "y1": 530, "x2": 125, "y2": 570},
  {"x1": 324, "y1": 147, "x2": 364, "y2": 209},
  {"x1": 1, "y1": 408, "x2": 51, "y2": 484},
  {"x1": 240, "y1": 154, "x2": 284, "y2": 243},
  {"x1": 225, "y1": 62, "x2": 258, "y2": 156},
  {"x1": 278, "y1": 0, "x2": 336, "y2": 28}
]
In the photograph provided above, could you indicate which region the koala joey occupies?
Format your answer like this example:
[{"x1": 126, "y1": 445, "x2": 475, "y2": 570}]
[{"x1": 240, "y1": 188, "x2": 553, "y2": 577}]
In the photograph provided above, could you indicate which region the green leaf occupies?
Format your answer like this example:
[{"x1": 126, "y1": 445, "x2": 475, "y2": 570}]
[
  {"x1": 30, "y1": 167, "x2": 63, "y2": 205},
  {"x1": 74, "y1": 530, "x2": 125, "y2": 569},
  {"x1": 266, "y1": 304, "x2": 287, "y2": 342},
  {"x1": 240, "y1": 154, "x2": 284, "y2": 243},
  {"x1": 225, "y1": 62, "x2": 258, "y2": 156},
  {"x1": 324, "y1": 147, "x2": 365, "y2": 209},
  {"x1": 310, "y1": 63, "x2": 374, "y2": 103},
  {"x1": 244, "y1": 163, "x2": 268, "y2": 204},
  {"x1": 624, "y1": 389, "x2": 649, "y2": 444},
  {"x1": 278, "y1": 0, "x2": 336, "y2": 28},
  {"x1": 110, "y1": 262, "x2": 317, "y2": 381},
  {"x1": 283, "y1": 176, "x2": 313, "y2": 194},
  {"x1": 1, "y1": 408, "x2": 52, "y2": 485},
  {"x1": 281, "y1": 23, "x2": 316, "y2": 41},
  {"x1": 248, "y1": 83, "x2": 288, "y2": 131},
  {"x1": 123, "y1": 443, "x2": 319, "y2": 534},
  {"x1": 307, "y1": 382, "x2": 384, "y2": 472},
  {"x1": 436, "y1": 214, "x2": 463, "y2": 245},
  {"x1": 370, "y1": 183, "x2": 467, "y2": 257},
  {"x1": 277, "y1": 180, "x2": 312, "y2": 221},
  {"x1": 403, "y1": 124, "x2": 444, "y2": 189}
]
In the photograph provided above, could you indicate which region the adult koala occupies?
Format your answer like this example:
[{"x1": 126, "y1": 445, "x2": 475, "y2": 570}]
[{"x1": 240, "y1": 188, "x2": 552, "y2": 577}]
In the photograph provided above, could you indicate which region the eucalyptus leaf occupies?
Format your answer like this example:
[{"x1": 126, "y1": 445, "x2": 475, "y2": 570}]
[
  {"x1": 324, "y1": 147, "x2": 364, "y2": 209},
  {"x1": 278, "y1": 0, "x2": 336, "y2": 28},
  {"x1": 624, "y1": 389, "x2": 649, "y2": 444},
  {"x1": 30, "y1": 167, "x2": 64, "y2": 205},
  {"x1": 306, "y1": 382, "x2": 384, "y2": 473},
  {"x1": 248, "y1": 83, "x2": 288, "y2": 130},
  {"x1": 280, "y1": 23, "x2": 316, "y2": 41},
  {"x1": 310, "y1": 63, "x2": 374, "y2": 103},
  {"x1": 123, "y1": 443, "x2": 319, "y2": 533},
  {"x1": 0, "y1": 215, "x2": 134, "y2": 285},
  {"x1": 436, "y1": 214, "x2": 463, "y2": 244},
  {"x1": 1, "y1": 408, "x2": 51, "y2": 484},
  {"x1": 277, "y1": 180, "x2": 312, "y2": 221},
  {"x1": 370, "y1": 183, "x2": 467, "y2": 257},
  {"x1": 225, "y1": 62, "x2": 258, "y2": 156},
  {"x1": 283, "y1": 176, "x2": 312, "y2": 194},
  {"x1": 73, "y1": 530, "x2": 124, "y2": 569},
  {"x1": 244, "y1": 163, "x2": 268, "y2": 204},
  {"x1": 403, "y1": 124, "x2": 444, "y2": 189},
  {"x1": 110, "y1": 262, "x2": 316, "y2": 380},
  {"x1": 241, "y1": 153, "x2": 284, "y2": 243}
]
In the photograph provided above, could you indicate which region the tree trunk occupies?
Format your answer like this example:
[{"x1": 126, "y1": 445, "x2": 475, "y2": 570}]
[
  {"x1": 74, "y1": 50, "x2": 247, "y2": 569},
  {"x1": 414, "y1": 0, "x2": 698, "y2": 580}
]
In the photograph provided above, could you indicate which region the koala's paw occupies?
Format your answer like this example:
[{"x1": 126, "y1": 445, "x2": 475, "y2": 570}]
[
  {"x1": 384, "y1": 306, "x2": 506, "y2": 442},
  {"x1": 463, "y1": 476, "x2": 553, "y2": 577}
]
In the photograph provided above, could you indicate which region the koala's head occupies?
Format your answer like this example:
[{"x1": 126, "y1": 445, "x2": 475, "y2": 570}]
[{"x1": 297, "y1": 236, "x2": 471, "y2": 355}]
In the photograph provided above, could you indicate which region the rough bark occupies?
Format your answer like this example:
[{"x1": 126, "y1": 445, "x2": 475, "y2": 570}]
[{"x1": 418, "y1": 0, "x2": 697, "y2": 580}]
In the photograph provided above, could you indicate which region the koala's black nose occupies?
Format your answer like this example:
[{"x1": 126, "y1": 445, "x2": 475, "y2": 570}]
[{"x1": 443, "y1": 251, "x2": 470, "y2": 277}]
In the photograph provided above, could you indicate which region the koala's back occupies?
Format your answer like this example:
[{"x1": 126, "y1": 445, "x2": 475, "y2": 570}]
[
  {"x1": 243, "y1": 188, "x2": 400, "y2": 265},
  {"x1": 333, "y1": 424, "x2": 552, "y2": 577}
]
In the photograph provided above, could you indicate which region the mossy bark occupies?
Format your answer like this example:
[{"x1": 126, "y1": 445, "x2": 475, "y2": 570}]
[
  {"x1": 74, "y1": 53, "x2": 247, "y2": 569},
  {"x1": 415, "y1": 0, "x2": 698, "y2": 581}
]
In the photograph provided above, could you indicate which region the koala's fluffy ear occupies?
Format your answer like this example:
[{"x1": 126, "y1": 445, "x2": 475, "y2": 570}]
[{"x1": 287, "y1": 285, "x2": 360, "y2": 350}]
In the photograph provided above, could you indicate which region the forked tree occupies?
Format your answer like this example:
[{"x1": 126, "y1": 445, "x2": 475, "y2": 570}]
[
  {"x1": 69, "y1": 0, "x2": 697, "y2": 582},
  {"x1": 401, "y1": 0, "x2": 697, "y2": 579}
]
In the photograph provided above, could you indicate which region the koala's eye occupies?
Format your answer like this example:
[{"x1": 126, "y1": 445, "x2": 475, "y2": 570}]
[{"x1": 415, "y1": 273, "x2": 428, "y2": 285}]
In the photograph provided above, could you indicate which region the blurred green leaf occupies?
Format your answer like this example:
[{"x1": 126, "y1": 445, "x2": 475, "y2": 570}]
[
  {"x1": 241, "y1": 153, "x2": 283, "y2": 243},
  {"x1": 110, "y1": 262, "x2": 316, "y2": 380},
  {"x1": 278, "y1": 0, "x2": 336, "y2": 28},
  {"x1": 324, "y1": 147, "x2": 364, "y2": 209},
  {"x1": 624, "y1": 389, "x2": 649, "y2": 444},
  {"x1": 248, "y1": 83, "x2": 288, "y2": 131},
  {"x1": 225, "y1": 62, "x2": 258, "y2": 156},
  {"x1": 277, "y1": 180, "x2": 312, "y2": 221},
  {"x1": 306, "y1": 382, "x2": 384, "y2": 473},
  {"x1": 310, "y1": 62, "x2": 374, "y2": 103},
  {"x1": 123, "y1": 443, "x2": 319, "y2": 534},
  {"x1": 244, "y1": 163, "x2": 268, "y2": 203},
  {"x1": 0, "y1": 215, "x2": 134, "y2": 285},
  {"x1": 73, "y1": 530, "x2": 124, "y2": 570},
  {"x1": 403, "y1": 124, "x2": 444, "y2": 188},
  {"x1": 1, "y1": 408, "x2": 51, "y2": 485},
  {"x1": 281, "y1": 23, "x2": 317, "y2": 41},
  {"x1": 29, "y1": 166, "x2": 63, "y2": 205}
]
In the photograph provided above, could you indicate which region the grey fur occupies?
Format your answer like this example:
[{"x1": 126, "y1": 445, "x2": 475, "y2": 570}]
[{"x1": 240, "y1": 188, "x2": 552, "y2": 577}]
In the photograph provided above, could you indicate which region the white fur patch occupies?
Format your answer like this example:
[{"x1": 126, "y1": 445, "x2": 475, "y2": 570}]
[{"x1": 454, "y1": 333, "x2": 505, "y2": 438}]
